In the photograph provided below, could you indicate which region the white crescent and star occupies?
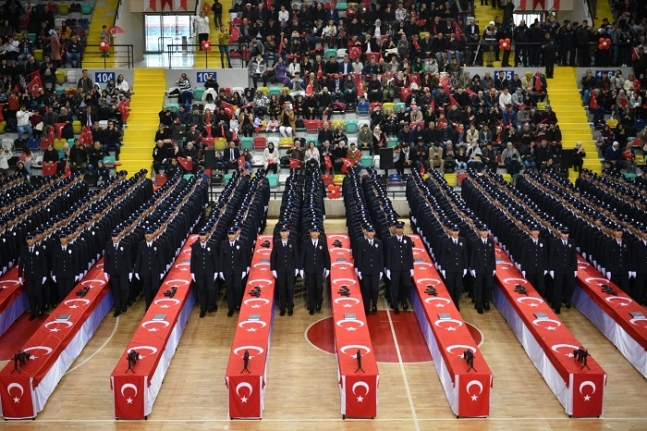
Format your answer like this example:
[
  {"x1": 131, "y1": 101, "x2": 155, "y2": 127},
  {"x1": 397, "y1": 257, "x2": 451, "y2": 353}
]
[
  {"x1": 516, "y1": 296, "x2": 544, "y2": 307},
  {"x1": 584, "y1": 277, "x2": 610, "y2": 284},
  {"x1": 466, "y1": 380, "x2": 484, "y2": 401},
  {"x1": 502, "y1": 278, "x2": 528, "y2": 285},
  {"x1": 247, "y1": 279, "x2": 272, "y2": 288},
  {"x1": 424, "y1": 297, "x2": 451, "y2": 308},
  {"x1": 153, "y1": 298, "x2": 180, "y2": 309},
  {"x1": 164, "y1": 279, "x2": 190, "y2": 287},
  {"x1": 128, "y1": 346, "x2": 158, "y2": 359},
  {"x1": 141, "y1": 320, "x2": 170, "y2": 332},
  {"x1": 7, "y1": 382, "x2": 24, "y2": 403},
  {"x1": 433, "y1": 319, "x2": 464, "y2": 331},
  {"x1": 233, "y1": 346, "x2": 265, "y2": 359},
  {"x1": 550, "y1": 343, "x2": 580, "y2": 358},
  {"x1": 333, "y1": 297, "x2": 360, "y2": 308},
  {"x1": 81, "y1": 278, "x2": 106, "y2": 287},
  {"x1": 532, "y1": 318, "x2": 562, "y2": 331},
  {"x1": 243, "y1": 298, "x2": 270, "y2": 308},
  {"x1": 331, "y1": 262, "x2": 353, "y2": 268},
  {"x1": 604, "y1": 296, "x2": 632, "y2": 307},
  {"x1": 63, "y1": 298, "x2": 91, "y2": 309},
  {"x1": 235, "y1": 382, "x2": 253, "y2": 403},
  {"x1": 417, "y1": 278, "x2": 442, "y2": 286},
  {"x1": 120, "y1": 383, "x2": 138, "y2": 404},
  {"x1": 23, "y1": 345, "x2": 53, "y2": 359},
  {"x1": 44, "y1": 320, "x2": 74, "y2": 332},
  {"x1": 630, "y1": 317, "x2": 647, "y2": 326},
  {"x1": 445, "y1": 344, "x2": 477, "y2": 357},
  {"x1": 238, "y1": 320, "x2": 268, "y2": 332},
  {"x1": 336, "y1": 319, "x2": 365, "y2": 331},
  {"x1": 579, "y1": 380, "x2": 597, "y2": 402},
  {"x1": 351, "y1": 381, "x2": 370, "y2": 402},
  {"x1": 339, "y1": 345, "x2": 371, "y2": 356},
  {"x1": 332, "y1": 278, "x2": 357, "y2": 286}
]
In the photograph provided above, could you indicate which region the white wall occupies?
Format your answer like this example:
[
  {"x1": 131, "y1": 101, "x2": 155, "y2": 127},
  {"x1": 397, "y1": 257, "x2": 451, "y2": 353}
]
[
  {"x1": 164, "y1": 68, "x2": 250, "y2": 90},
  {"x1": 114, "y1": 7, "x2": 145, "y2": 63}
]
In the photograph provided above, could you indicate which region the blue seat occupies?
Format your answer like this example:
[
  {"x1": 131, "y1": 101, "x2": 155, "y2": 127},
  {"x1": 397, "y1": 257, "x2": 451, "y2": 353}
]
[{"x1": 357, "y1": 101, "x2": 369, "y2": 116}]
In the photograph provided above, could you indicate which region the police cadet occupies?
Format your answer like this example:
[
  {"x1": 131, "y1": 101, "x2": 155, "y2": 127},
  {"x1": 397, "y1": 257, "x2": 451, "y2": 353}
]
[
  {"x1": 469, "y1": 224, "x2": 496, "y2": 314},
  {"x1": 219, "y1": 225, "x2": 249, "y2": 317},
  {"x1": 604, "y1": 225, "x2": 631, "y2": 295},
  {"x1": 356, "y1": 225, "x2": 384, "y2": 315},
  {"x1": 104, "y1": 229, "x2": 133, "y2": 317},
  {"x1": 299, "y1": 225, "x2": 331, "y2": 315},
  {"x1": 134, "y1": 227, "x2": 164, "y2": 310},
  {"x1": 51, "y1": 230, "x2": 80, "y2": 302},
  {"x1": 385, "y1": 221, "x2": 414, "y2": 314},
  {"x1": 191, "y1": 230, "x2": 219, "y2": 318},
  {"x1": 18, "y1": 233, "x2": 48, "y2": 320},
  {"x1": 439, "y1": 224, "x2": 468, "y2": 310},
  {"x1": 271, "y1": 225, "x2": 299, "y2": 316},
  {"x1": 519, "y1": 224, "x2": 548, "y2": 297},
  {"x1": 631, "y1": 226, "x2": 647, "y2": 304},
  {"x1": 548, "y1": 226, "x2": 578, "y2": 314}
]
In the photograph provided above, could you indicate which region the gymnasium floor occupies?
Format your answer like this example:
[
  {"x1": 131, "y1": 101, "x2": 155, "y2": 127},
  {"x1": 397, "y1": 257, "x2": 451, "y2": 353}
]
[{"x1": 1, "y1": 220, "x2": 646, "y2": 431}]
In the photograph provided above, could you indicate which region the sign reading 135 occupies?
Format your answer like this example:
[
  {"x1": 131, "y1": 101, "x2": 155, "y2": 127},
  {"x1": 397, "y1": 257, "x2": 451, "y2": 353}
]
[{"x1": 95, "y1": 72, "x2": 115, "y2": 83}]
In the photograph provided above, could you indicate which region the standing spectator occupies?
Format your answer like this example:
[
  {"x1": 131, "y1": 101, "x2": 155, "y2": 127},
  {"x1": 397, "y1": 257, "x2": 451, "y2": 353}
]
[
  {"x1": 211, "y1": 0, "x2": 223, "y2": 28},
  {"x1": 77, "y1": 69, "x2": 94, "y2": 93},
  {"x1": 16, "y1": 105, "x2": 33, "y2": 141},
  {"x1": 248, "y1": 54, "x2": 268, "y2": 87},
  {"x1": 215, "y1": 25, "x2": 232, "y2": 68},
  {"x1": 572, "y1": 141, "x2": 586, "y2": 173},
  {"x1": 195, "y1": 10, "x2": 210, "y2": 48}
]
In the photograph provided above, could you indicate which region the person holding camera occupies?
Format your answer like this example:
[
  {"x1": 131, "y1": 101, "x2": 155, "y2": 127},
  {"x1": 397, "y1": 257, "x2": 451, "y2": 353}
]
[{"x1": 16, "y1": 104, "x2": 34, "y2": 141}]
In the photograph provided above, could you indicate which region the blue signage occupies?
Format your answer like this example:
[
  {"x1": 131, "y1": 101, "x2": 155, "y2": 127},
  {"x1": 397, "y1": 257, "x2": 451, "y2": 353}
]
[
  {"x1": 494, "y1": 70, "x2": 515, "y2": 80},
  {"x1": 196, "y1": 71, "x2": 217, "y2": 83},
  {"x1": 94, "y1": 71, "x2": 115, "y2": 84},
  {"x1": 594, "y1": 70, "x2": 615, "y2": 78}
]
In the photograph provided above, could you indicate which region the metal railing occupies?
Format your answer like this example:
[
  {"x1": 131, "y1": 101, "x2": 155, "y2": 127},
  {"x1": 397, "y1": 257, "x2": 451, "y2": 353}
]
[
  {"x1": 166, "y1": 43, "x2": 248, "y2": 69},
  {"x1": 80, "y1": 44, "x2": 135, "y2": 69}
]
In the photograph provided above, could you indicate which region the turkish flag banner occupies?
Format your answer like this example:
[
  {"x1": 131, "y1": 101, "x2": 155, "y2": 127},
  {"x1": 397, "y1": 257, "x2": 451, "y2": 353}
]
[
  {"x1": 458, "y1": 373, "x2": 491, "y2": 417},
  {"x1": 112, "y1": 375, "x2": 146, "y2": 419},
  {"x1": 0, "y1": 375, "x2": 34, "y2": 419},
  {"x1": 144, "y1": 0, "x2": 156, "y2": 11},
  {"x1": 228, "y1": 375, "x2": 263, "y2": 418},
  {"x1": 160, "y1": 0, "x2": 172, "y2": 11},
  {"x1": 344, "y1": 374, "x2": 378, "y2": 418},
  {"x1": 571, "y1": 372, "x2": 605, "y2": 417},
  {"x1": 173, "y1": 0, "x2": 187, "y2": 10}
]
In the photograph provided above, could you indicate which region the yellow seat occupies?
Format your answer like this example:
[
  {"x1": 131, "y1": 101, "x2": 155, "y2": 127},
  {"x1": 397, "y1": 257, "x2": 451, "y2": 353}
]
[
  {"x1": 502, "y1": 173, "x2": 512, "y2": 183},
  {"x1": 279, "y1": 137, "x2": 292, "y2": 148},
  {"x1": 536, "y1": 102, "x2": 547, "y2": 111},
  {"x1": 333, "y1": 174, "x2": 345, "y2": 185},
  {"x1": 419, "y1": 32, "x2": 430, "y2": 39},
  {"x1": 72, "y1": 120, "x2": 82, "y2": 134},
  {"x1": 257, "y1": 86, "x2": 269, "y2": 96},
  {"x1": 214, "y1": 137, "x2": 227, "y2": 150},
  {"x1": 382, "y1": 102, "x2": 395, "y2": 113},
  {"x1": 444, "y1": 172, "x2": 457, "y2": 187},
  {"x1": 54, "y1": 138, "x2": 67, "y2": 148},
  {"x1": 332, "y1": 119, "x2": 345, "y2": 130}
]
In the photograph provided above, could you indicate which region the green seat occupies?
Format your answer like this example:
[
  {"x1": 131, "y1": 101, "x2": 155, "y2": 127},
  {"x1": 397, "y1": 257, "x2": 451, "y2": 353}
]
[
  {"x1": 336, "y1": 2, "x2": 348, "y2": 11},
  {"x1": 240, "y1": 137, "x2": 253, "y2": 151},
  {"x1": 269, "y1": 87, "x2": 282, "y2": 98},
  {"x1": 360, "y1": 155, "x2": 373, "y2": 167},
  {"x1": 56, "y1": 87, "x2": 65, "y2": 96},
  {"x1": 193, "y1": 87, "x2": 206, "y2": 100},
  {"x1": 267, "y1": 174, "x2": 279, "y2": 188},
  {"x1": 166, "y1": 103, "x2": 179, "y2": 111},
  {"x1": 183, "y1": 174, "x2": 194, "y2": 181},
  {"x1": 67, "y1": 138, "x2": 75, "y2": 145},
  {"x1": 27, "y1": 33, "x2": 36, "y2": 43},
  {"x1": 325, "y1": 49, "x2": 337, "y2": 61},
  {"x1": 624, "y1": 172, "x2": 637, "y2": 181},
  {"x1": 224, "y1": 173, "x2": 233, "y2": 184},
  {"x1": 387, "y1": 137, "x2": 398, "y2": 148},
  {"x1": 103, "y1": 156, "x2": 116, "y2": 164},
  {"x1": 345, "y1": 120, "x2": 358, "y2": 134},
  {"x1": 81, "y1": 3, "x2": 93, "y2": 14},
  {"x1": 395, "y1": 102, "x2": 406, "y2": 112}
]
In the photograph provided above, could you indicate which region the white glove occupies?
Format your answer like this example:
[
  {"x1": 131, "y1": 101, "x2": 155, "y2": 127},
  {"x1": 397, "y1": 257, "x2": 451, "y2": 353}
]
[
  {"x1": 606, "y1": 272, "x2": 611, "y2": 280},
  {"x1": 543, "y1": 270, "x2": 548, "y2": 276},
  {"x1": 470, "y1": 269, "x2": 476, "y2": 277},
  {"x1": 355, "y1": 267, "x2": 359, "y2": 276},
  {"x1": 386, "y1": 270, "x2": 391, "y2": 280},
  {"x1": 515, "y1": 263, "x2": 521, "y2": 270},
  {"x1": 582, "y1": 252, "x2": 587, "y2": 259},
  {"x1": 492, "y1": 270, "x2": 496, "y2": 276},
  {"x1": 135, "y1": 273, "x2": 140, "y2": 280},
  {"x1": 462, "y1": 269, "x2": 467, "y2": 277},
  {"x1": 18, "y1": 277, "x2": 22, "y2": 284},
  {"x1": 104, "y1": 272, "x2": 109, "y2": 281},
  {"x1": 219, "y1": 272, "x2": 224, "y2": 280},
  {"x1": 272, "y1": 270, "x2": 277, "y2": 279},
  {"x1": 294, "y1": 269, "x2": 299, "y2": 277},
  {"x1": 52, "y1": 275, "x2": 57, "y2": 283},
  {"x1": 129, "y1": 273, "x2": 133, "y2": 282},
  {"x1": 191, "y1": 273, "x2": 196, "y2": 282},
  {"x1": 299, "y1": 270, "x2": 304, "y2": 278},
  {"x1": 241, "y1": 271, "x2": 246, "y2": 279},
  {"x1": 574, "y1": 271, "x2": 578, "y2": 278},
  {"x1": 549, "y1": 271, "x2": 554, "y2": 278},
  {"x1": 42, "y1": 277, "x2": 47, "y2": 284},
  {"x1": 357, "y1": 272, "x2": 362, "y2": 280},
  {"x1": 160, "y1": 273, "x2": 164, "y2": 279},
  {"x1": 379, "y1": 272, "x2": 383, "y2": 280},
  {"x1": 324, "y1": 269, "x2": 330, "y2": 278},
  {"x1": 521, "y1": 271, "x2": 526, "y2": 278},
  {"x1": 441, "y1": 270, "x2": 446, "y2": 278},
  {"x1": 410, "y1": 269, "x2": 414, "y2": 277},
  {"x1": 213, "y1": 273, "x2": 218, "y2": 281},
  {"x1": 629, "y1": 271, "x2": 636, "y2": 279}
]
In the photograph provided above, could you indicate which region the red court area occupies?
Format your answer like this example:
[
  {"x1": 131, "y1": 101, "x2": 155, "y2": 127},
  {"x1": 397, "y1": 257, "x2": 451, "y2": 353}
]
[
  {"x1": 0, "y1": 313, "x2": 49, "y2": 361},
  {"x1": 306, "y1": 311, "x2": 483, "y2": 363}
]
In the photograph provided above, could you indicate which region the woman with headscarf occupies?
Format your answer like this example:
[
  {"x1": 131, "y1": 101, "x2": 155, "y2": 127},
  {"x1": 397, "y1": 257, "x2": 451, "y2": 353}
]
[
  {"x1": 48, "y1": 29, "x2": 62, "y2": 66},
  {"x1": 263, "y1": 141, "x2": 280, "y2": 173}
]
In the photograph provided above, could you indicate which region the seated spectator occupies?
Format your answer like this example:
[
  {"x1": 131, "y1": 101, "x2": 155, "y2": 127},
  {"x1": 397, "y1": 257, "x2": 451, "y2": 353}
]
[
  {"x1": 153, "y1": 140, "x2": 172, "y2": 174},
  {"x1": 102, "y1": 120, "x2": 123, "y2": 160},
  {"x1": 466, "y1": 140, "x2": 484, "y2": 171},
  {"x1": 428, "y1": 141, "x2": 444, "y2": 173},
  {"x1": 395, "y1": 143, "x2": 413, "y2": 175},
  {"x1": 501, "y1": 142, "x2": 522, "y2": 175},
  {"x1": 223, "y1": 141, "x2": 240, "y2": 174},
  {"x1": 263, "y1": 142, "x2": 279, "y2": 174},
  {"x1": 69, "y1": 139, "x2": 88, "y2": 173},
  {"x1": 88, "y1": 141, "x2": 106, "y2": 174},
  {"x1": 604, "y1": 141, "x2": 625, "y2": 171},
  {"x1": 279, "y1": 102, "x2": 295, "y2": 137},
  {"x1": 16, "y1": 104, "x2": 33, "y2": 141},
  {"x1": 572, "y1": 142, "x2": 586, "y2": 173}
]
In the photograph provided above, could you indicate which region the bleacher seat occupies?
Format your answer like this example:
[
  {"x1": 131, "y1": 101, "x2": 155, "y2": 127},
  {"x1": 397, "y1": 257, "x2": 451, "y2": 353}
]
[
  {"x1": 333, "y1": 174, "x2": 345, "y2": 185},
  {"x1": 395, "y1": 102, "x2": 405, "y2": 113},
  {"x1": 232, "y1": 87, "x2": 244, "y2": 96},
  {"x1": 166, "y1": 103, "x2": 179, "y2": 111},
  {"x1": 387, "y1": 137, "x2": 398, "y2": 148},
  {"x1": 224, "y1": 173, "x2": 233, "y2": 184},
  {"x1": 267, "y1": 174, "x2": 279, "y2": 188},
  {"x1": 345, "y1": 120, "x2": 358, "y2": 134},
  {"x1": 357, "y1": 102, "x2": 369, "y2": 116},
  {"x1": 257, "y1": 86, "x2": 269, "y2": 96},
  {"x1": 66, "y1": 69, "x2": 77, "y2": 84},
  {"x1": 194, "y1": 87, "x2": 206, "y2": 100},
  {"x1": 383, "y1": 102, "x2": 395, "y2": 113},
  {"x1": 325, "y1": 49, "x2": 337, "y2": 60},
  {"x1": 269, "y1": 87, "x2": 282, "y2": 98},
  {"x1": 72, "y1": 120, "x2": 82, "y2": 134},
  {"x1": 253, "y1": 136, "x2": 267, "y2": 149},
  {"x1": 360, "y1": 155, "x2": 373, "y2": 167},
  {"x1": 27, "y1": 139, "x2": 40, "y2": 150},
  {"x1": 55, "y1": 70, "x2": 67, "y2": 85},
  {"x1": 240, "y1": 137, "x2": 253, "y2": 150},
  {"x1": 33, "y1": 49, "x2": 43, "y2": 61},
  {"x1": 214, "y1": 137, "x2": 227, "y2": 150},
  {"x1": 279, "y1": 137, "x2": 292, "y2": 148},
  {"x1": 81, "y1": 3, "x2": 93, "y2": 14},
  {"x1": 304, "y1": 120, "x2": 320, "y2": 133}
]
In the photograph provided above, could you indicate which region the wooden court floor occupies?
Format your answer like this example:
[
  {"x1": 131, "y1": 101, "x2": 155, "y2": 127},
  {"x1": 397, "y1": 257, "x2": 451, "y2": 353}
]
[{"x1": 1, "y1": 220, "x2": 646, "y2": 431}]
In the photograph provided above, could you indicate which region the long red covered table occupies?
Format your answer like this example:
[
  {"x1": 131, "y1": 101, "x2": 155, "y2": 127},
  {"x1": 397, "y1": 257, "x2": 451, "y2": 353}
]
[
  {"x1": 573, "y1": 256, "x2": 647, "y2": 378},
  {"x1": 409, "y1": 235, "x2": 492, "y2": 418},
  {"x1": 493, "y1": 246, "x2": 606, "y2": 417},
  {"x1": 225, "y1": 234, "x2": 275, "y2": 419},
  {"x1": 111, "y1": 235, "x2": 196, "y2": 420},
  {"x1": 0, "y1": 260, "x2": 112, "y2": 419},
  {"x1": 0, "y1": 267, "x2": 28, "y2": 338},
  {"x1": 327, "y1": 234, "x2": 379, "y2": 419}
]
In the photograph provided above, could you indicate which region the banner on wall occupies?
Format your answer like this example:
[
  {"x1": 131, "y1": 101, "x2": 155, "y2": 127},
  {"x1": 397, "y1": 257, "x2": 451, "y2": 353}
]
[
  {"x1": 144, "y1": 0, "x2": 156, "y2": 11},
  {"x1": 174, "y1": 0, "x2": 188, "y2": 11}
]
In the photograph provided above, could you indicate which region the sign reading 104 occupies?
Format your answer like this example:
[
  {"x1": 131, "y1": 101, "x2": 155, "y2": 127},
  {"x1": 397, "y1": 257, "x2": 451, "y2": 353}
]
[{"x1": 95, "y1": 72, "x2": 115, "y2": 84}]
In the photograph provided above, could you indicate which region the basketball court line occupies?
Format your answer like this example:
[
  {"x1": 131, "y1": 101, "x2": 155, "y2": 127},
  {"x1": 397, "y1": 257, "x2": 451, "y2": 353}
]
[
  {"x1": 384, "y1": 298, "x2": 420, "y2": 431},
  {"x1": 66, "y1": 316, "x2": 120, "y2": 374},
  {"x1": 13, "y1": 417, "x2": 647, "y2": 423}
]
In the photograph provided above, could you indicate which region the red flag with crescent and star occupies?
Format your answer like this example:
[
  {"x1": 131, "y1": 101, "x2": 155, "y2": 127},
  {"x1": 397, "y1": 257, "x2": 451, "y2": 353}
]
[
  {"x1": 345, "y1": 374, "x2": 377, "y2": 418},
  {"x1": 112, "y1": 374, "x2": 146, "y2": 419},
  {"x1": 458, "y1": 373, "x2": 491, "y2": 417},
  {"x1": 228, "y1": 375, "x2": 263, "y2": 418},
  {"x1": 26, "y1": 74, "x2": 43, "y2": 97},
  {"x1": 534, "y1": 72, "x2": 543, "y2": 93},
  {"x1": 571, "y1": 372, "x2": 605, "y2": 417},
  {"x1": 0, "y1": 375, "x2": 34, "y2": 419}
]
